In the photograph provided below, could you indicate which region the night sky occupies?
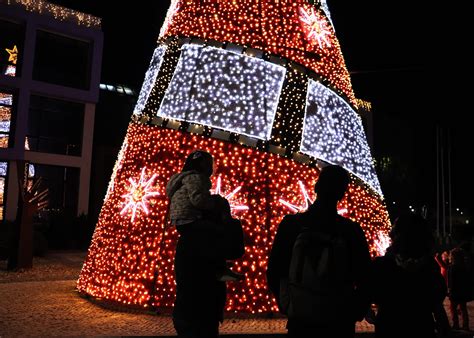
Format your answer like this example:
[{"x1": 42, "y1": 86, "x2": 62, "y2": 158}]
[{"x1": 50, "y1": 1, "x2": 470, "y2": 216}]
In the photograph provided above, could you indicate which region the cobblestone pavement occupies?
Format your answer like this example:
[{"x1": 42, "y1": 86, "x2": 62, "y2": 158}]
[
  {"x1": 0, "y1": 251, "x2": 86, "y2": 283},
  {"x1": 0, "y1": 279, "x2": 376, "y2": 336},
  {"x1": 0, "y1": 252, "x2": 473, "y2": 337}
]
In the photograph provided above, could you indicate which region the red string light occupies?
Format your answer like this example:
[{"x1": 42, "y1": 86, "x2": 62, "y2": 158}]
[
  {"x1": 78, "y1": 124, "x2": 390, "y2": 313},
  {"x1": 162, "y1": 0, "x2": 357, "y2": 106}
]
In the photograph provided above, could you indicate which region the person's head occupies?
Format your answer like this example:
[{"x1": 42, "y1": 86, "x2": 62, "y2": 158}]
[
  {"x1": 389, "y1": 212, "x2": 434, "y2": 258},
  {"x1": 314, "y1": 165, "x2": 350, "y2": 203},
  {"x1": 182, "y1": 150, "x2": 214, "y2": 177}
]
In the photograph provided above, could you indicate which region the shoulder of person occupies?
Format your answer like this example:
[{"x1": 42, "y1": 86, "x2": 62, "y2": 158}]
[
  {"x1": 373, "y1": 255, "x2": 397, "y2": 270},
  {"x1": 275, "y1": 213, "x2": 305, "y2": 234},
  {"x1": 337, "y1": 215, "x2": 364, "y2": 235},
  {"x1": 182, "y1": 171, "x2": 210, "y2": 184},
  {"x1": 168, "y1": 172, "x2": 179, "y2": 180},
  {"x1": 281, "y1": 212, "x2": 308, "y2": 226},
  {"x1": 371, "y1": 256, "x2": 396, "y2": 279},
  {"x1": 285, "y1": 212, "x2": 306, "y2": 221}
]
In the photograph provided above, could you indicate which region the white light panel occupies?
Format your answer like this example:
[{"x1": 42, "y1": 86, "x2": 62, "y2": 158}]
[
  {"x1": 0, "y1": 93, "x2": 12, "y2": 106},
  {"x1": 157, "y1": 44, "x2": 286, "y2": 140},
  {"x1": 0, "y1": 162, "x2": 7, "y2": 176},
  {"x1": 301, "y1": 79, "x2": 382, "y2": 195},
  {"x1": 133, "y1": 46, "x2": 167, "y2": 116},
  {"x1": 0, "y1": 122, "x2": 10, "y2": 133},
  {"x1": 319, "y1": 0, "x2": 334, "y2": 28}
]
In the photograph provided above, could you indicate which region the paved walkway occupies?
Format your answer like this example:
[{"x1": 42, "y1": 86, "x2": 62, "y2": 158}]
[
  {"x1": 0, "y1": 279, "x2": 375, "y2": 336},
  {"x1": 0, "y1": 251, "x2": 472, "y2": 336}
]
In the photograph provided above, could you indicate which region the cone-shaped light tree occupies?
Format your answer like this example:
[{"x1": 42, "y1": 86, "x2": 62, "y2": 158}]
[{"x1": 77, "y1": 0, "x2": 391, "y2": 313}]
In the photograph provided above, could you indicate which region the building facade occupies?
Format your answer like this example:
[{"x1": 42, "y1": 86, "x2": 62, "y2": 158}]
[
  {"x1": 89, "y1": 83, "x2": 137, "y2": 225},
  {"x1": 0, "y1": 0, "x2": 103, "y2": 221}
]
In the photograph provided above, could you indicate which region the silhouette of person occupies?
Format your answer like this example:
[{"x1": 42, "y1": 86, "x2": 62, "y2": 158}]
[
  {"x1": 167, "y1": 150, "x2": 243, "y2": 338},
  {"x1": 448, "y1": 246, "x2": 471, "y2": 331},
  {"x1": 435, "y1": 250, "x2": 450, "y2": 287},
  {"x1": 267, "y1": 164, "x2": 371, "y2": 338},
  {"x1": 369, "y1": 212, "x2": 450, "y2": 338}
]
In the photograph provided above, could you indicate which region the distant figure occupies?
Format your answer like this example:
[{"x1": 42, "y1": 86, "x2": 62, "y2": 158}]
[
  {"x1": 448, "y1": 247, "x2": 471, "y2": 331},
  {"x1": 267, "y1": 165, "x2": 371, "y2": 338},
  {"x1": 435, "y1": 250, "x2": 450, "y2": 287},
  {"x1": 370, "y1": 213, "x2": 450, "y2": 338},
  {"x1": 166, "y1": 150, "x2": 244, "y2": 338}
]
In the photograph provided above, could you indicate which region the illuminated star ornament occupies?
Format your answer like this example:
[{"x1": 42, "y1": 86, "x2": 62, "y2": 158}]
[
  {"x1": 279, "y1": 180, "x2": 349, "y2": 216},
  {"x1": 5, "y1": 45, "x2": 18, "y2": 65},
  {"x1": 212, "y1": 176, "x2": 249, "y2": 213},
  {"x1": 120, "y1": 167, "x2": 160, "y2": 222},
  {"x1": 279, "y1": 181, "x2": 315, "y2": 213},
  {"x1": 299, "y1": 7, "x2": 332, "y2": 49},
  {"x1": 77, "y1": 0, "x2": 392, "y2": 314}
]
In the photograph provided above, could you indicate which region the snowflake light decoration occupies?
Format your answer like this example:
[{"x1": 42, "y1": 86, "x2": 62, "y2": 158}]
[
  {"x1": 212, "y1": 176, "x2": 249, "y2": 214},
  {"x1": 279, "y1": 181, "x2": 315, "y2": 213},
  {"x1": 120, "y1": 167, "x2": 160, "y2": 222},
  {"x1": 299, "y1": 6, "x2": 332, "y2": 49},
  {"x1": 279, "y1": 180, "x2": 349, "y2": 216}
]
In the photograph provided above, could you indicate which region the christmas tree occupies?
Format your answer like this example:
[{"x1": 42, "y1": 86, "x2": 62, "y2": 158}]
[{"x1": 78, "y1": 0, "x2": 391, "y2": 313}]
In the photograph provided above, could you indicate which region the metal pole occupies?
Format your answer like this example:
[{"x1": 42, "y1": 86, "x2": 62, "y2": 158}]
[
  {"x1": 440, "y1": 128, "x2": 446, "y2": 238},
  {"x1": 448, "y1": 129, "x2": 453, "y2": 237},
  {"x1": 436, "y1": 126, "x2": 440, "y2": 238}
]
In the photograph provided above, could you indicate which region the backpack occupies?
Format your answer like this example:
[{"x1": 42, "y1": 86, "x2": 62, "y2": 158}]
[
  {"x1": 279, "y1": 217, "x2": 352, "y2": 323},
  {"x1": 221, "y1": 217, "x2": 245, "y2": 260},
  {"x1": 204, "y1": 196, "x2": 245, "y2": 261}
]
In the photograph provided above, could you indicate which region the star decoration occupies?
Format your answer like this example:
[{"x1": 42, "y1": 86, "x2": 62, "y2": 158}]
[
  {"x1": 299, "y1": 7, "x2": 332, "y2": 49},
  {"x1": 5, "y1": 45, "x2": 18, "y2": 65},
  {"x1": 120, "y1": 167, "x2": 160, "y2": 222},
  {"x1": 212, "y1": 176, "x2": 249, "y2": 214},
  {"x1": 279, "y1": 180, "x2": 315, "y2": 213},
  {"x1": 279, "y1": 180, "x2": 348, "y2": 216}
]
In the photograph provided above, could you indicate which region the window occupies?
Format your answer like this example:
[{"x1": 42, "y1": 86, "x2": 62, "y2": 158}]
[
  {"x1": 95, "y1": 89, "x2": 135, "y2": 147},
  {"x1": 0, "y1": 18, "x2": 24, "y2": 77},
  {"x1": 100, "y1": 83, "x2": 136, "y2": 96},
  {"x1": 0, "y1": 91, "x2": 14, "y2": 148},
  {"x1": 33, "y1": 30, "x2": 91, "y2": 89},
  {"x1": 25, "y1": 163, "x2": 35, "y2": 192},
  {"x1": 26, "y1": 163, "x2": 79, "y2": 215},
  {"x1": 27, "y1": 95, "x2": 84, "y2": 156},
  {"x1": 0, "y1": 161, "x2": 8, "y2": 221}
]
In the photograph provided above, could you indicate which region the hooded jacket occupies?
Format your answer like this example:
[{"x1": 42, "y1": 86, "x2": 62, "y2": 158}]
[{"x1": 166, "y1": 170, "x2": 216, "y2": 223}]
